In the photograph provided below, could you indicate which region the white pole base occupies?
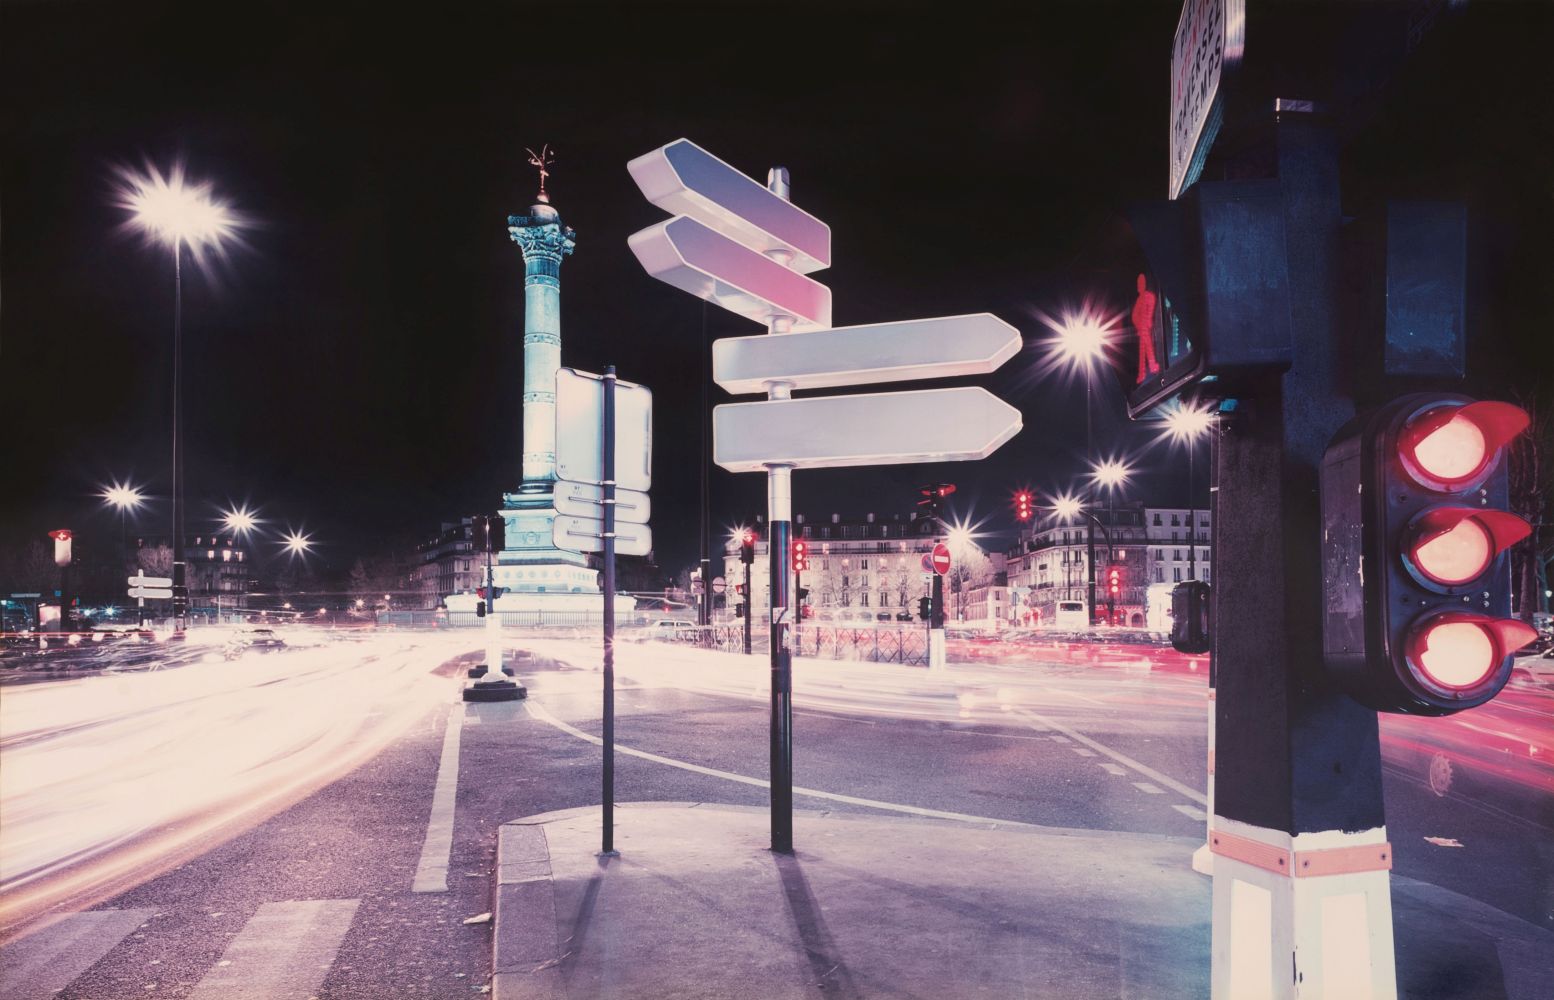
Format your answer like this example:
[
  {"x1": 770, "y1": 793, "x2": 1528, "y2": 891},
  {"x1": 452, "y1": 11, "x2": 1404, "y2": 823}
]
[
  {"x1": 1210, "y1": 817, "x2": 1397, "y2": 1000},
  {"x1": 927, "y1": 629, "x2": 946, "y2": 670}
]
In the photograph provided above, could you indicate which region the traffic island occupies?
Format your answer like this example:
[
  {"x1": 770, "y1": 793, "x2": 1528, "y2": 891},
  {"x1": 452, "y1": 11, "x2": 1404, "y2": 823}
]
[{"x1": 489, "y1": 802, "x2": 1553, "y2": 1000}]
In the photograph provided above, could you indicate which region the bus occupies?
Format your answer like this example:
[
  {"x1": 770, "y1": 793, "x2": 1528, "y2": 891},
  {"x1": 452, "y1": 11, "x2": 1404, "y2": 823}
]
[{"x1": 1053, "y1": 600, "x2": 1088, "y2": 630}]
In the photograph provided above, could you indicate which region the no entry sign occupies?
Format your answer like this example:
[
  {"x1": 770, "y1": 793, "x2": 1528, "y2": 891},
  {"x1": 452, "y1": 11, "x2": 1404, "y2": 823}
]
[{"x1": 931, "y1": 543, "x2": 951, "y2": 576}]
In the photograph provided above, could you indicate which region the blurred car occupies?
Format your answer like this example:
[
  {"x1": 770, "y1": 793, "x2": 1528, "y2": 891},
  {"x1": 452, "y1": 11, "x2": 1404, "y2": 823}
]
[{"x1": 224, "y1": 628, "x2": 287, "y2": 659}]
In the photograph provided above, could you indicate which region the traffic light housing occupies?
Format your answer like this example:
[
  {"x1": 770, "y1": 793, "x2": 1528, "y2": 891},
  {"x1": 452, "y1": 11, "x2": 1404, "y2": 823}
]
[
  {"x1": 476, "y1": 600, "x2": 487, "y2": 618},
  {"x1": 918, "y1": 596, "x2": 932, "y2": 621},
  {"x1": 1013, "y1": 491, "x2": 1033, "y2": 522},
  {"x1": 917, "y1": 482, "x2": 956, "y2": 521},
  {"x1": 1106, "y1": 565, "x2": 1122, "y2": 599},
  {"x1": 740, "y1": 530, "x2": 756, "y2": 565},
  {"x1": 792, "y1": 538, "x2": 809, "y2": 571},
  {"x1": 1171, "y1": 581, "x2": 1210, "y2": 654},
  {"x1": 1320, "y1": 394, "x2": 1536, "y2": 715}
]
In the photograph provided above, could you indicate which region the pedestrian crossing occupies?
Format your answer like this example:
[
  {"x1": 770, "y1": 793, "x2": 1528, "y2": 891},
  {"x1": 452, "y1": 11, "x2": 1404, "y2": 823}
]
[{"x1": 0, "y1": 899, "x2": 361, "y2": 1000}]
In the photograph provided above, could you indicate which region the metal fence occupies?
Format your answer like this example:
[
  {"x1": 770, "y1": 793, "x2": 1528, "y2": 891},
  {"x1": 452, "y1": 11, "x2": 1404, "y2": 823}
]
[{"x1": 687, "y1": 624, "x2": 928, "y2": 666}]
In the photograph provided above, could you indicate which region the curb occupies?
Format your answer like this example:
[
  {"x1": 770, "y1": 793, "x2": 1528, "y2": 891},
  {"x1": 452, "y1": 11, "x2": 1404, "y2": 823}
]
[{"x1": 492, "y1": 823, "x2": 564, "y2": 1000}]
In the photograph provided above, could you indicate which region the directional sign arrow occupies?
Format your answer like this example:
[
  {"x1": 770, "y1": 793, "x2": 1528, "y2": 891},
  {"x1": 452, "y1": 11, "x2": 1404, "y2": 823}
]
[
  {"x1": 552, "y1": 515, "x2": 653, "y2": 558},
  {"x1": 628, "y1": 217, "x2": 832, "y2": 332},
  {"x1": 712, "y1": 313, "x2": 1021, "y2": 395},
  {"x1": 128, "y1": 587, "x2": 174, "y2": 599},
  {"x1": 628, "y1": 138, "x2": 831, "y2": 273},
  {"x1": 554, "y1": 480, "x2": 651, "y2": 525},
  {"x1": 127, "y1": 575, "x2": 173, "y2": 588},
  {"x1": 713, "y1": 387, "x2": 1022, "y2": 473}
]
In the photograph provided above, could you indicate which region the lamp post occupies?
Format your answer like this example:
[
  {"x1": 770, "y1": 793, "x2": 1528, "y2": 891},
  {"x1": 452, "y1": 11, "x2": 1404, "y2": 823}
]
[
  {"x1": 1090, "y1": 458, "x2": 1133, "y2": 624},
  {"x1": 101, "y1": 480, "x2": 145, "y2": 570},
  {"x1": 119, "y1": 163, "x2": 238, "y2": 636},
  {"x1": 1163, "y1": 402, "x2": 1216, "y2": 581},
  {"x1": 1051, "y1": 304, "x2": 1116, "y2": 625}
]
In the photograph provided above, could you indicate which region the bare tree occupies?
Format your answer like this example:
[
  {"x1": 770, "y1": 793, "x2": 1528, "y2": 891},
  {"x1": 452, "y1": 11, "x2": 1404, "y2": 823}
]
[{"x1": 1508, "y1": 391, "x2": 1551, "y2": 621}]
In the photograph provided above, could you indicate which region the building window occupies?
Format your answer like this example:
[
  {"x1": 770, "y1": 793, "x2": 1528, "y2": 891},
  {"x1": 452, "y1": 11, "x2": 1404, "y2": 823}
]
[
  {"x1": 1171, "y1": 514, "x2": 1180, "y2": 526},
  {"x1": 1155, "y1": 567, "x2": 1164, "y2": 582},
  {"x1": 861, "y1": 559, "x2": 868, "y2": 569},
  {"x1": 1153, "y1": 513, "x2": 1162, "y2": 526},
  {"x1": 1173, "y1": 567, "x2": 1181, "y2": 582}
]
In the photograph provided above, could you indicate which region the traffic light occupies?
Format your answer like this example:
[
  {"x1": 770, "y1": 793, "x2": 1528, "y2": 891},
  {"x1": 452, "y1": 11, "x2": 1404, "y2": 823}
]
[
  {"x1": 1320, "y1": 393, "x2": 1536, "y2": 715},
  {"x1": 917, "y1": 483, "x2": 957, "y2": 521},
  {"x1": 792, "y1": 538, "x2": 809, "y2": 571},
  {"x1": 733, "y1": 602, "x2": 745, "y2": 617},
  {"x1": 1171, "y1": 581, "x2": 1210, "y2": 654},
  {"x1": 740, "y1": 529, "x2": 756, "y2": 565},
  {"x1": 917, "y1": 596, "x2": 932, "y2": 621},
  {"x1": 1107, "y1": 565, "x2": 1122, "y2": 598},
  {"x1": 1013, "y1": 490, "x2": 1033, "y2": 522},
  {"x1": 476, "y1": 600, "x2": 487, "y2": 618},
  {"x1": 734, "y1": 583, "x2": 745, "y2": 597}
]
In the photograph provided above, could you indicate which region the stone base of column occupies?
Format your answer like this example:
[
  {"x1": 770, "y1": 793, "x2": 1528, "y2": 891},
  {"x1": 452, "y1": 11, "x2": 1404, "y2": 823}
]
[{"x1": 1210, "y1": 816, "x2": 1397, "y2": 1000}]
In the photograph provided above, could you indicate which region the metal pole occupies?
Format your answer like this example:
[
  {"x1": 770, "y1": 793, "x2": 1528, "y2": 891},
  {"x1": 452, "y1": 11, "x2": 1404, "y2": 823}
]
[
  {"x1": 765, "y1": 165, "x2": 795, "y2": 855},
  {"x1": 1188, "y1": 437, "x2": 1197, "y2": 581},
  {"x1": 602, "y1": 366, "x2": 618, "y2": 855},
  {"x1": 1086, "y1": 512, "x2": 1097, "y2": 625},
  {"x1": 744, "y1": 559, "x2": 752, "y2": 655},
  {"x1": 700, "y1": 302, "x2": 712, "y2": 628},
  {"x1": 171, "y1": 241, "x2": 187, "y2": 634}
]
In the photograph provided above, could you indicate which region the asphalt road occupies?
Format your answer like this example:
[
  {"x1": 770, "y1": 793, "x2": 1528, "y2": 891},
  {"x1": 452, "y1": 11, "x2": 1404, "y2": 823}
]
[{"x1": 0, "y1": 634, "x2": 1549, "y2": 999}]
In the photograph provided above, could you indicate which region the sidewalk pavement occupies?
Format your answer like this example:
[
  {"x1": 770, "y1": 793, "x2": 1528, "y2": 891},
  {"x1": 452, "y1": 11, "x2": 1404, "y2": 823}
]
[{"x1": 491, "y1": 802, "x2": 1553, "y2": 1000}]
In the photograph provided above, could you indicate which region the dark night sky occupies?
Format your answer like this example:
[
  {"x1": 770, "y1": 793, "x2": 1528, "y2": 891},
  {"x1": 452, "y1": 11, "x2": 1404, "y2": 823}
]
[{"x1": 2, "y1": 1, "x2": 1549, "y2": 580}]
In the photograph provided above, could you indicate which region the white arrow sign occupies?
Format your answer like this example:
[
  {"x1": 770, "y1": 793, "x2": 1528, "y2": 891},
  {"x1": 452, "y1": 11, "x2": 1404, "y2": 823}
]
[
  {"x1": 129, "y1": 587, "x2": 174, "y2": 599},
  {"x1": 712, "y1": 313, "x2": 1021, "y2": 395},
  {"x1": 554, "y1": 480, "x2": 651, "y2": 524},
  {"x1": 628, "y1": 138, "x2": 831, "y2": 273},
  {"x1": 628, "y1": 217, "x2": 832, "y2": 331},
  {"x1": 127, "y1": 574, "x2": 173, "y2": 588},
  {"x1": 552, "y1": 515, "x2": 653, "y2": 557},
  {"x1": 713, "y1": 387, "x2": 1022, "y2": 473}
]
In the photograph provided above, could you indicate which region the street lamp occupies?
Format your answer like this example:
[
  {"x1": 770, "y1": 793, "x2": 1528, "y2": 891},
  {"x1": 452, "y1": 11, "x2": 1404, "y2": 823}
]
[
  {"x1": 1089, "y1": 458, "x2": 1134, "y2": 624},
  {"x1": 1162, "y1": 401, "x2": 1216, "y2": 580},
  {"x1": 222, "y1": 504, "x2": 259, "y2": 537},
  {"x1": 100, "y1": 479, "x2": 145, "y2": 573},
  {"x1": 281, "y1": 529, "x2": 312, "y2": 557},
  {"x1": 118, "y1": 162, "x2": 239, "y2": 635}
]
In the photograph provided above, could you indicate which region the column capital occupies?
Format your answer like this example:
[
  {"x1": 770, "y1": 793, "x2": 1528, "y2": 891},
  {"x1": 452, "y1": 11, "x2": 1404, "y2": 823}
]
[{"x1": 507, "y1": 216, "x2": 577, "y2": 265}]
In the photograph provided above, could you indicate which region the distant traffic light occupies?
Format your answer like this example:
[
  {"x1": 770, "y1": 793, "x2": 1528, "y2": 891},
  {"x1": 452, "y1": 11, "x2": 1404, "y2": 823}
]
[
  {"x1": 1321, "y1": 394, "x2": 1536, "y2": 715},
  {"x1": 1013, "y1": 490, "x2": 1033, "y2": 522},
  {"x1": 917, "y1": 596, "x2": 932, "y2": 621},
  {"x1": 476, "y1": 600, "x2": 487, "y2": 618},
  {"x1": 740, "y1": 529, "x2": 756, "y2": 565},
  {"x1": 1107, "y1": 566, "x2": 1122, "y2": 598},
  {"x1": 792, "y1": 538, "x2": 809, "y2": 571}
]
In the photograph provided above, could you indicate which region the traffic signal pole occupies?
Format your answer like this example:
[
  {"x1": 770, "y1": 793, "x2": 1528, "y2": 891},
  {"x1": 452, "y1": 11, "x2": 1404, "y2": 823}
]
[{"x1": 1208, "y1": 120, "x2": 1394, "y2": 999}]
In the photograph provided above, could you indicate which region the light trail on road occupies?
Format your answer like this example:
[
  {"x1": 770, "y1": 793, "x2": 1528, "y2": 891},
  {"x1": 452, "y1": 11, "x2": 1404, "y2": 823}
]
[{"x1": 0, "y1": 632, "x2": 472, "y2": 933}]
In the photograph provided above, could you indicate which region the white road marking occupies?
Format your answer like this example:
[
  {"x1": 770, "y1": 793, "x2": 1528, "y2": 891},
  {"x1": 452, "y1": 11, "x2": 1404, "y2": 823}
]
[
  {"x1": 1014, "y1": 708, "x2": 1207, "y2": 806},
  {"x1": 186, "y1": 899, "x2": 359, "y2": 1000},
  {"x1": 1174, "y1": 804, "x2": 1208, "y2": 822},
  {"x1": 1132, "y1": 782, "x2": 1165, "y2": 795},
  {"x1": 1070, "y1": 747, "x2": 1097, "y2": 757},
  {"x1": 525, "y1": 700, "x2": 1035, "y2": 829},
  {"x1": 1098, "y1": 763, "x2": 1127, "y2": 777},
  {"x1": 1049, "y1": 734, "x2": 1073, "y2": 744},
  {"x1": 0, "y1": 907, "x2": 154, "y2": 1000},
  {"x1": 412, "y1": 703, "x2": 464, "y2": 892}
]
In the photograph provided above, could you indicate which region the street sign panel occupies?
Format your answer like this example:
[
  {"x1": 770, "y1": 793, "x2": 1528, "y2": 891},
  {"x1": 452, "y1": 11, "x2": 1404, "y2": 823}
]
[
  {"x1": 1170, "y1": 0, "x2": 1245, "y2": 200},
  {"x1": 713, "y1": 387, "x2": 1022, "y2": 473},
  {"x1": 628, "y1": 138, "x2": 831, "y2": 273},
  {"x1": 931, "y1": 543, "x2": 951, "y2": 576},
  {"x1": 552, "y1": 515, "x2": 653, "y2": 558},
  {"x1": 129, "y1": 587, "x2": 174, "y2": 599},
  {"x1": 553, "y1": 480, "x2": 651, "y2": 524},
  {"x1": 628, "y1": 217, "x2": 832, "y2": 331},
  {"x1": 127, "y1": 575, "x2": 173, "y2": 588},
  {"x1": 920, "y1": 553, "x2": 935, "y2": 573},
  {"x1": 712, "y1": 314, "x2": 1021, "y2": 395},
  {"x1": 554, "y1": 367, "x2": 653, "y2": 492}
]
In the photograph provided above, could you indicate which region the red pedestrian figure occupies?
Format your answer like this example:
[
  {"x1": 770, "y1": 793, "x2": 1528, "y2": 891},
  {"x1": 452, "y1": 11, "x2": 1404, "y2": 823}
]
[{"x1": 1132, "y1": 272, "x2": 1161, "y2": 384}]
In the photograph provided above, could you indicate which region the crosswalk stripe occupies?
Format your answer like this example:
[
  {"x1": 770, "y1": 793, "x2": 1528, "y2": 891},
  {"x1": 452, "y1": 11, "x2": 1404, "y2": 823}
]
[
  {"x1": 1173, "y1": 804, "x2": 1209, "y2": 822},
  {"x1": 0, "y1": 907, "x2": 154, "y2": 1000},
  {"x1": 1132, "y1": 782, "x2": 1165, "y2": 795},
  {"x1": 186, "y1": 899, "x2": 359, "y2": 1000},
  {"x1": 414, "y1": 702, "x2": 465, "y2": 892}
]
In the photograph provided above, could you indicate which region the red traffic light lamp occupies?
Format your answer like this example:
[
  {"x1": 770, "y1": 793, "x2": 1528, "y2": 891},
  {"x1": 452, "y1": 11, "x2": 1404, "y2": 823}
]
[
  {"x1": 1013, "y1": 490, "x2": 1033, "y2": 522},
  {"x1": 1107, "y1": 566, "x2": 1122, "y2": 597},
  {"x1": 792, "y1": 538, "x2": 809, "y2": 571},
  {"x1": 1321, "y1": 394, "x2": 1536, "y2": 715},
  {"x1": 739, "y1": 529, "x2": 757, "y2": 565}
]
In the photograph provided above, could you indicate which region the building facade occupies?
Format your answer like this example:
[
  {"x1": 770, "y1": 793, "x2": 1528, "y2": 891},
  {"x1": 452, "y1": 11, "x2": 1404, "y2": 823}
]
[
  {"x1": 412, "y1": 519, "x2": 482, "y2": 609},
  {"x1": 1005, "y1": 504, "x2": 1150, "y2": 627},
  {"x1": 1143, "y1": 507, "x2": 1212, "y2": 586},
  {"x1": 722, "y1": 512, "x2": 945, "y2": 624}
]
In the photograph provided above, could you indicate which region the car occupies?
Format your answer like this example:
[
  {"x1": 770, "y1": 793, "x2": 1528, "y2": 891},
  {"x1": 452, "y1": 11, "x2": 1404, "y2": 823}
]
[
  {"x1": 895, "y1": 611, "x2": 913, "y2": 622},
  {"x1": 646, "y1": 619, "x2": 698, "y2": 642},
  {"x1": 224, "y1": 628, "x2": 287, "y2": 659}
]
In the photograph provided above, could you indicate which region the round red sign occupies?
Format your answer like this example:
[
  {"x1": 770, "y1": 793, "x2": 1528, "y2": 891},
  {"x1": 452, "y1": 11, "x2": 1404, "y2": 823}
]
[{"x1": 931, "y1": 542, "x2": 951, "y2": 576}]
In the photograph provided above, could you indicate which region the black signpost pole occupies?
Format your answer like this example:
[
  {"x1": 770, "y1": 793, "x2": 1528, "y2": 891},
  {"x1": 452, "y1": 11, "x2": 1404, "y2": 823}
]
[{"x1": 601, "y1": 366, "x2": 618, "y2": 856}]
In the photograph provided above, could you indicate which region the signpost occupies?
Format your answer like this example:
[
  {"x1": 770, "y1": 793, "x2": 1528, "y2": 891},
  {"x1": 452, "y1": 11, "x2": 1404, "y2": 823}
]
[
  {"x1": 552, "y1": 364, "x2": 652, "y2": 856},
  {"x1": 127, "y1": 570, "x2": 172, "y2": 626},
  {"x1": 628, "y1": 137, "x2": 1022, "y2": 854}
]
